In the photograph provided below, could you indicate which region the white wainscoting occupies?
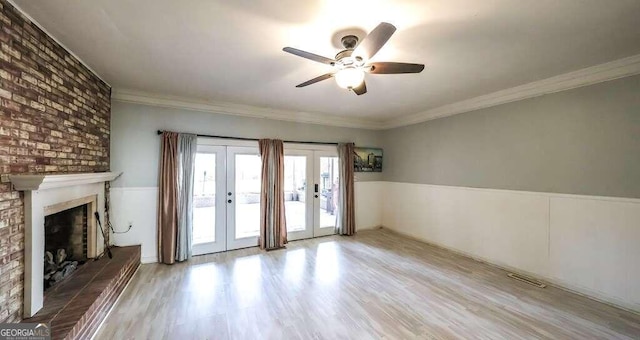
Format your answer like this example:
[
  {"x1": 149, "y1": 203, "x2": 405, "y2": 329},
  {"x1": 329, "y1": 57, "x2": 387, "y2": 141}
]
[
  {"x1": 109, "y1": 187, "x2": 158, "y2": 264},
  {"x1": 381, "y1": 182, "x2": 640, "y2": 312},
  {"x1": 355, "y1": 181, "x2": 384, "y2": 231},
  {"x1": 109, "y1": 181, "x2": 383, "y2": 264}
]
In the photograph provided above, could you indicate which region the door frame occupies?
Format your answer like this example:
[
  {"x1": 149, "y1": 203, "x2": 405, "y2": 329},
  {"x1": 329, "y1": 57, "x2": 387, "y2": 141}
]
[
  {"x1": 313, "y1": 150, "x2": 339, "y2": 237},
  {"x1": 226, "y1": 146, "x2": 262, "y2": 250},
  {"x1": 283, "y1": 149, "x2": 314, "y2": 241},
  {"x1": 191, "y1": 139, "x2": 338, "y2": 255},
  {"x1": 283, "y1": 144, "x2": 339, "y2": 240},
  {"x1": 192, "y1": 144, "x2": 227, "y2": 256},
  {"x1": 193, "y1": 138, "x2": 260, "y2": 254}
]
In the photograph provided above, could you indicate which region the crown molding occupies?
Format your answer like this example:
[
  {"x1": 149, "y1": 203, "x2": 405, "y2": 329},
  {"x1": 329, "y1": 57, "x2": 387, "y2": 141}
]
[
  {"x1": 382, "y1": 54, "x2": 640, "y2": 129},
  {"x1": 7, "y1": 0, "x2": 111, "y2": 87},
  {"x1": 112, "y1": 54, "x2": 640, "y2": 131},
  {"x1": 111, "y1": 89, "x2": 386, "y2": 130}
]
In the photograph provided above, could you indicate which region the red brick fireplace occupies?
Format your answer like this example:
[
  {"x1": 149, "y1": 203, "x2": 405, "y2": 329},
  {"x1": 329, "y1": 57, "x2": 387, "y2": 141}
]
[{"x1": 0, "y1": 0, "x2": 111, "y2": 323}]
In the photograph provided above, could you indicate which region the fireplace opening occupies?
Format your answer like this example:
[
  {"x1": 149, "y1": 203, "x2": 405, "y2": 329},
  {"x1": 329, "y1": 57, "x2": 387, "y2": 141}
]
[{"x1": 44, "y1": 204, "x2": 89, "y2": 290}]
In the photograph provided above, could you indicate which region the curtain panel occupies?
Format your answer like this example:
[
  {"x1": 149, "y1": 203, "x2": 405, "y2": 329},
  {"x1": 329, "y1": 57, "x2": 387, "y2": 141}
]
[
  {"x1": 158, "y1": 131, "x2": 197, "y2": 264},
  {"x1": 158, "y1": 132, "x2": 179, "y2": 264},
  {"x1": 258, "y1": 139, "x2": 288, "y2": 250},
  {"x1": 337, "y1": 143, "x2": 356, "y2": 235},
  {"x1": 176, "y1": 134, "x2": 197, "y2": 261}
]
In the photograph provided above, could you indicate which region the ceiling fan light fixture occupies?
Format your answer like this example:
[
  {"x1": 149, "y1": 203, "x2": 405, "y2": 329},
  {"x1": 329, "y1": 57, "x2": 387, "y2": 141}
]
[
  {"x1": 283, "y1": 22, "x2": 423, "y2": 95},
  {"x1": 335, "y1": 67, "x2": 365, "y2": 89}
]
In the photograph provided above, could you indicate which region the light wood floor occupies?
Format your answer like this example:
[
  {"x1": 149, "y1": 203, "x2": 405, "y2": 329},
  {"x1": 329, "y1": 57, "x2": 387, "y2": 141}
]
[{"x1": 95, "y1": 229, "x2": 640, "y2": 339}]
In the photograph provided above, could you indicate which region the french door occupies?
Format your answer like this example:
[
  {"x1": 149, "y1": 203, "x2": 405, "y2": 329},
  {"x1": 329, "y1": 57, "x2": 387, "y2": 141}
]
[
  {"x1": 192, "y1": 145, "x2": 226, "y2": 255},
  {"x1": 192, "y1": 145, "x2": 261, "y2": 255},
  {"x1": 226, "y1": 147, "x2": 262, "y2": 250},
  {"x1": 285, "y1": 150, "x2": 340, "y2": 241},
  {"x1": 192, "y1": 142, "x2": 339, "y2": 255}
]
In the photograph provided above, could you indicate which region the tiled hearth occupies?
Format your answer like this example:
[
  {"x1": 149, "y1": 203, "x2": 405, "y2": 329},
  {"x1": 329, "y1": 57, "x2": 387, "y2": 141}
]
[{"x1": 23, "y1": 246, "x2": 140, "y2": 340}]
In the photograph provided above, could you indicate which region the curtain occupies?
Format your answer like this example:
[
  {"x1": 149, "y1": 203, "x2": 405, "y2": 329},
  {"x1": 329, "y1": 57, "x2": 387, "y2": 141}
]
[
  {"x1": 158, "y1": 132, "x2": 179, "y2": 264},
  {"x1": 158, "y1": 131, "x2": 197, "y2": 264},
  {"x1": 176, "y1": 134, "x2": 197, "y2": 261},
  {"x1": 258, "y1": 139, "x2": 287, "y2": 250},
  {"x1": 336, "y1": 143, "x2": 356, "y2": 235}
]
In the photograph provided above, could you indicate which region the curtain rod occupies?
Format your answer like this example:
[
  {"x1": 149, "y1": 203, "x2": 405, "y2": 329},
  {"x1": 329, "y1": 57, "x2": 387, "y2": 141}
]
[{"x1": 156, "y1": 130, "x2": 340, "y2": 146}]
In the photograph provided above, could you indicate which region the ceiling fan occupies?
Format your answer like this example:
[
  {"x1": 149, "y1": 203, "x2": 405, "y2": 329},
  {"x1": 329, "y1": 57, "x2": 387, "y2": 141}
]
[{"x1": 283, "y1": 22, "x2": 424, "y2": 95}]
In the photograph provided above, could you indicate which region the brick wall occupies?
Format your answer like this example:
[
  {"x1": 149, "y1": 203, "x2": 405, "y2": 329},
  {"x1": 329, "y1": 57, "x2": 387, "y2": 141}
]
[{"x1": 0, "y1": 0, "x2": 110, "y2": 322}]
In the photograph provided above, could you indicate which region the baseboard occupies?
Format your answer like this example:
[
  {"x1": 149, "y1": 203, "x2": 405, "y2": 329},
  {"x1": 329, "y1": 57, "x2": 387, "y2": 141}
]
[
  {"x1": 381, "y1": 226, "x2": 640, "y2": 315},
  {"x1": 356, "y1": 225, "x2": 383, "y2": 232},
  {"x1": 141, "y1": 256, "x2": 158, "y2": 264}
]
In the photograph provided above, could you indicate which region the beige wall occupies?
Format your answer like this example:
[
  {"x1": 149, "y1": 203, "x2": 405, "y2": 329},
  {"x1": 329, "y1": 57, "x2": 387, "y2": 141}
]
[
  {"x1": 110, "y1": 101, "x2": 383, "y2": 188},
  {"x1": 382, "y1": 74, "x2": 640, "y2": 199}
]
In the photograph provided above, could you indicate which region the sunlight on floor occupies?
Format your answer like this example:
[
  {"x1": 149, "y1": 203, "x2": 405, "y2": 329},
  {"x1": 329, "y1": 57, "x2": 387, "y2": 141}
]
[
  {"x1": 284, "y1": 248, "x2": 307, "y2": 289},
  {"x1": 314, "y1": 241, "x2": 340, "y2": 285},
  {"x1": 231, "y1": 255, "x2": 263, "y2": 308}
]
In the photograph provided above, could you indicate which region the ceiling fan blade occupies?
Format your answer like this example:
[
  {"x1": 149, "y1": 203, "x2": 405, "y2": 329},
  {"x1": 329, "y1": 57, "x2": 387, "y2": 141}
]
[
  {"x1": 353, "y1": 22, "x2": 396, "y2": 60},
  {"x1": 296, "y1": 73, "x2": 333, "y2": 88},
  {"x1": 352, "y1": 81, "x2": 367, "y2": 95},
  {"x1": 283, "y1": 47, "x2": 336, "y2": 65},
  {"x1": 368, "y1": 62, "x2": 425, "y2": 74}
]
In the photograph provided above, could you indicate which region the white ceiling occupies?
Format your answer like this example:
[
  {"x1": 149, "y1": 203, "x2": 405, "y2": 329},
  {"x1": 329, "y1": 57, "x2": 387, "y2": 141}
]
[{"x1": 12, "y1": 0, "x2": 640, "y2": 125}]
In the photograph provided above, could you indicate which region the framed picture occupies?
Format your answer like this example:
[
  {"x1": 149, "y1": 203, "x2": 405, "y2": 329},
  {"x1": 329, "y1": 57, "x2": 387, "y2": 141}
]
[{"x1": 354, "y1": 147, "x2": 383, "y2": 172}]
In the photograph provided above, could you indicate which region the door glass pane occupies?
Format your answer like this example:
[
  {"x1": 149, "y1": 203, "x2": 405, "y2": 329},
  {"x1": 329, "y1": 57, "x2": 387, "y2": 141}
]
[
  {"x1": 319, "y1": 157, "x2": 339, "y2": 228},
  {"x1": 235, "y1": 154, "x2": 261, "y2": 238},
  {"x1": 193, "y1": 153, "x2": 216, "y2": 244},
  {"x1": 284, "y1": 156, "x2": 306, "y2": 232}
]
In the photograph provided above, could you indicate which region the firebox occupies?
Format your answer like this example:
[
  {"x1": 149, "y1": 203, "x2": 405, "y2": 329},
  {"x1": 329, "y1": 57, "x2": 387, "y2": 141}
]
[{"x1": 43, "y1": 204, "x2": 89, "y2": 290}]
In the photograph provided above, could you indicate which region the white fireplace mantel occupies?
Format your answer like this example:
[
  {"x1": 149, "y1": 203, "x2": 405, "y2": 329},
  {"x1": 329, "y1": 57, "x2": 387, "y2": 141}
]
[
  {"x1": 9, "y1": 172, "x2": 122, "y2": 191},
  {"x1": 9, "y1": 171, "x2": 122, "y2": 318}
]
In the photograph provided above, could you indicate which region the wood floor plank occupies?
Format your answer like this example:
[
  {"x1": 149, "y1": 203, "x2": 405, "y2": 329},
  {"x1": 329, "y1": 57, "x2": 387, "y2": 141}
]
[{"x1": 94, "y1": 230, "x2": 640, "y2": 339}]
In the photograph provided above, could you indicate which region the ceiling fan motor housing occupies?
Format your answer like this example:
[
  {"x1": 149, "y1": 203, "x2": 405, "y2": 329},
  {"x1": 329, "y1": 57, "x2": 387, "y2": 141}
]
[{"x1": 341, "y1": 35, "x2": 359, "y2": 49}]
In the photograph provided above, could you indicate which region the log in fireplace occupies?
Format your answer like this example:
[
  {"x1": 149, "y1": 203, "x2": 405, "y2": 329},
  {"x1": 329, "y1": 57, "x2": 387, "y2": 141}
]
[{"x1": 43, "y1": 204, "x2": 89, "y2": 289}]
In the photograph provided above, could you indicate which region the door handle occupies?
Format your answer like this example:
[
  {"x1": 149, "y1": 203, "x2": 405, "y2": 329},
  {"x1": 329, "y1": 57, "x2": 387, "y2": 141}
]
[
  {"x1": 228, "y1": 192, "x2": 232, "y2": 196},
  {"x1": 227, "y1": 199, "x2": 232, "y2": 203},
  {"x1": 314, "y1": 184, "x2": 319, "y2": 193},
  {"x1": 314, "y1": 195, "x2": 318, "y2": 198}
]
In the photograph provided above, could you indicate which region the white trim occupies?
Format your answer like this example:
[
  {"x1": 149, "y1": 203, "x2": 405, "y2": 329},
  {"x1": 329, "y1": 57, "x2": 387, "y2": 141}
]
[
  {"x1": 112, "y1": 89, "x2": 385, "y2": 130},
  {"x1": 382, "y1": 54, "x2": 640, "y2": 128},
  {"x1": 197, "y1": 137, "x2": 337, "y2": 151},
  {"x1": 109, "y1": 186, "x2": 157, "y2": 192},
  {"x1": 382, "y1": 181, "x2": 640, "y2": 204},
  {"x1": 6, "y1": 0, "x2": 111, "y2": 87},
  {"x1": 9, "y1": 172, "x2": 122, "y2": 191},
  {"x1": 113, "y1": 54, "x2": 640, "y2": 130},
  {"x1": 197, "y1": 137, "x2": 258, "y2": 148},
  {"x1": 141, "y1": 256, "x2": 158, "y2": 264},
  {"x1": 284, "y1": 142, "x2": 336, "y2": 152}
]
